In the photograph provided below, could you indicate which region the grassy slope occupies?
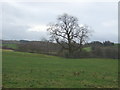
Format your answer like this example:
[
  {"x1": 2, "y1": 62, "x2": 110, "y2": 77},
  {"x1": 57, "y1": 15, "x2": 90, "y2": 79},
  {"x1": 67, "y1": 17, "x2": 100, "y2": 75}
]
[
  {"x1": 0, "y1": 49, "x2": 2, "y2": 87},
  {"x1": 83, "y1": 47, "x2": 92, "y2": 52},
  {"x1": 2, "y1": 50, "x2": 118, "y2": 88},
  {"x1": 2, "y1": 44, "x2": 18, "y2": 49}
]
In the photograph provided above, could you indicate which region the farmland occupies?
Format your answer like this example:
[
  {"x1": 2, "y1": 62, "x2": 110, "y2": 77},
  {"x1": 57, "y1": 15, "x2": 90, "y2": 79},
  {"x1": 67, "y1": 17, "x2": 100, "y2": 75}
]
[
  {"x1": 2, "y1": 49, "x2": 118, "y2": 88},
  {"x1": 2, "y1": 43, "x2": 18, "y2": 49}
]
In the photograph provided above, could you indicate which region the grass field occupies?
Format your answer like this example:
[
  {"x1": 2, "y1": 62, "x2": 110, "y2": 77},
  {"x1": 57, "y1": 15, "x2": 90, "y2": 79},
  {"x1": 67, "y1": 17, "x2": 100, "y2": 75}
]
[
  {"x1": 2, "y1": 44, "x2": 18, "y2": 49},
  {"x1": 83, "y1": 47, "x2": 92, "y2": 52},
  {"x1": 2, "y1": 50, "x2": 118, "y2": 88}
]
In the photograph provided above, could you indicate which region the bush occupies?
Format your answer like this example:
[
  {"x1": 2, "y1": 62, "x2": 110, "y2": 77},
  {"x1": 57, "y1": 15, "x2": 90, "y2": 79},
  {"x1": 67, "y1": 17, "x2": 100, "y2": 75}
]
[
  {"x1": 92, "y1": 46, "x2": 118, "y2": 59},
  {"x1": 59, "y1": 49, "x2": 93, "y2": 58}
]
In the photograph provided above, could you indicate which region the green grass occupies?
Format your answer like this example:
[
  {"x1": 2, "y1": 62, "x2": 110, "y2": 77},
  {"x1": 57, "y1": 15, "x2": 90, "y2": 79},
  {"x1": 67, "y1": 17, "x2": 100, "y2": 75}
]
[
  {"x1": 83, "y1": 47, "x2": 92, "y2": 52},
  {"x1": 2, "y1": 43, "x2": 18, "y2": 49},
  {"x1": 2, "y1": 50, "x2": 118, "y2": 88}
]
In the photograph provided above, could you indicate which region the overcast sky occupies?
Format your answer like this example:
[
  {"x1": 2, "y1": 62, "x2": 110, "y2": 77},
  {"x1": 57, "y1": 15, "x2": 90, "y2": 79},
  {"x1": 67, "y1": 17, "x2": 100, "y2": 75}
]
[{"x1": 1, "y1": 1, "x2": 118, "y2": 42}]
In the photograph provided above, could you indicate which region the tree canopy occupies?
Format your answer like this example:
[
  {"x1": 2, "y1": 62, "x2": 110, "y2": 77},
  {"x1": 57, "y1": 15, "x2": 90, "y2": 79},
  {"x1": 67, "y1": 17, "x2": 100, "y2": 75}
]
[{"x1": 47, "y1": 13, "x2": 91, "y2": 55}]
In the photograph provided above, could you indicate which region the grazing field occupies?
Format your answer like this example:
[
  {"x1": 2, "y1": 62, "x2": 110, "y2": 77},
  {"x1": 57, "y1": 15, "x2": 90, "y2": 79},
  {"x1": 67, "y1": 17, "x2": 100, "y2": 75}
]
[
  {"x1": 2, "y1": 43, "x2": 18, "y2": 49},
  {"x1": 83, "y1": 47, "x2": 92, "y2": 52},
  {"x1": 2, "y1": 50, "x2": 118, "y2": 88}
]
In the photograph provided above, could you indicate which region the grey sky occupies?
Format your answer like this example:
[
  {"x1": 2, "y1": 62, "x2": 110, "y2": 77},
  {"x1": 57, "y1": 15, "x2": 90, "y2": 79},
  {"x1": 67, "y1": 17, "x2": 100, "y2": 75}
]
[{"x1": 1, "y1": 1, "x2": 118, "y2": 42}]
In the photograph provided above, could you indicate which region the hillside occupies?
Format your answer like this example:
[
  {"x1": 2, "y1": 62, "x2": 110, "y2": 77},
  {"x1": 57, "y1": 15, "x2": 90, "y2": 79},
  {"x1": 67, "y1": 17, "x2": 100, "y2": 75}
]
[{"x1": 2, "y1": 50, "x2": 118, "y2": 88}]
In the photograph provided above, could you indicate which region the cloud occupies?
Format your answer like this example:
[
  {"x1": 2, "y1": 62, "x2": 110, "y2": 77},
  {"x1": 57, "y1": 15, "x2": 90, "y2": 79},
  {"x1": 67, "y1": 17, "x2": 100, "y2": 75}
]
[
  {"x1": 1, "y1": 2, "x2": 118, "y2": 42},
  {"x1": 27, "y1": 24, "x2": 48, "y2": 32},
  {"x1": 102, "y1": 20, "x2": 117, "y2": 28},
  {"x1": 0, "y1": 0, "x2": 118, "y2": 3}
]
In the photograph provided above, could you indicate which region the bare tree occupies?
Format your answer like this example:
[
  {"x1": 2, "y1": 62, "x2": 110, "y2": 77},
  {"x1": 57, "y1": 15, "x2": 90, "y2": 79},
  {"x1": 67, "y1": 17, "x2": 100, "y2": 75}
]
[{"x1": 47, "y1": 13, "x2": 91, "y2": 56}]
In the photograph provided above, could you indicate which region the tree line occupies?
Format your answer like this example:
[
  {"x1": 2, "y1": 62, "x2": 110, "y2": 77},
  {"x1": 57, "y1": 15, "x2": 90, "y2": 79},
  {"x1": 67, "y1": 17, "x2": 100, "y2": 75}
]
[{"x1": 2, "y1": 40, "x2": 119, "y2": 59}]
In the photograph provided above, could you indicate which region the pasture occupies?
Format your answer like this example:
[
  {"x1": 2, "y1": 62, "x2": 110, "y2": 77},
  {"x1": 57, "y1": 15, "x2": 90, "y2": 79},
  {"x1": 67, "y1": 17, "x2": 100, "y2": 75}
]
[
  {"x1": 2, "y1": 43, "x2": 18, "y2": 49},
  {"x1": 2, "y1": 50, "x2": 118, "y2": 88}
]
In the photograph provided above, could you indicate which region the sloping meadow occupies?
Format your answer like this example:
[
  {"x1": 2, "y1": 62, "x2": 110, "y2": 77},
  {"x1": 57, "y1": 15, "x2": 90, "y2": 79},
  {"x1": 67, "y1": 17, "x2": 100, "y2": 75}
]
[{"x1": 2, "y1": 50, "x2": 118, "y2": 88}]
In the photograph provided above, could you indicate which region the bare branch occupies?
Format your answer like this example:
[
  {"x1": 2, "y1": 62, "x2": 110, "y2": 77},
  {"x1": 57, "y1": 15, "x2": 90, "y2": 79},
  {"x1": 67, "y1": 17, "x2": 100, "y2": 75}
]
[{"x1": 47, "y1": 13, "x2": 91, "y2": 54}]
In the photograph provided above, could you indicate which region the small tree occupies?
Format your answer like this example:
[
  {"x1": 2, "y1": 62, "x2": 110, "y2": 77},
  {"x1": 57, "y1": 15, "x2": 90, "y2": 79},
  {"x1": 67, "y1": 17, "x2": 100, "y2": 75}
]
[{"x1": 47, "y1": 13, "x2": 91, "y2": 57}]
